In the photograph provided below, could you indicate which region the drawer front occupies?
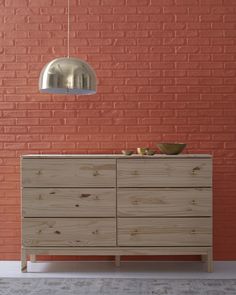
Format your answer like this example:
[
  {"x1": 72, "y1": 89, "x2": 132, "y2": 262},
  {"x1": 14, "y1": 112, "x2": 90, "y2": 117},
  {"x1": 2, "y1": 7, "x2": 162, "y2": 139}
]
[
  {"x1": 23, "y1": 218, "x2": 116, "y2": 247},
  {"x1": 22, "y1": 188, "x2": 116, "y2": 217},
  {"x1": 117, "y1": 188, "x2": 212, "y2": 217},
  {"x1": 117, "y1": 158, "x2": 212, "y2": 187},
  {"x1": 118, "y1": 218, "x2": 212, "y2": 246},
  {"x1": 22, "y1": 159, "x2": 116, "y2": 187}
]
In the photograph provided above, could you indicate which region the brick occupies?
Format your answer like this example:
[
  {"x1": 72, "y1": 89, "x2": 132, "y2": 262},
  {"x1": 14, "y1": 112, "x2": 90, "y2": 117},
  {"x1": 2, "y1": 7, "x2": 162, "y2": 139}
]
[
  {"x1": 0, "y1": 135, "x2": 15, "y2": 142},
  {"x1": 53, "y1": 0, "x2": 76, "y2": 6},
  {"x1": 163, "y1": 86, "x2": 187, "y2": 93},
  {"x1": 5, "y1": 0, "x2": 27, "y2": 7},
  {"x1": 101, "y1": 0, "x2": 125, "y2": 5},
  {"x1": 28, "y1": 0, "x2": 53, "y2": 6}
]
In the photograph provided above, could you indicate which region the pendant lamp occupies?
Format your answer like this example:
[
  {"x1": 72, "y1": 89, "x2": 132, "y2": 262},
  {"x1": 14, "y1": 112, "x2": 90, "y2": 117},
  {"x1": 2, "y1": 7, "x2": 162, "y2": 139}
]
[{"x1": 39, "y1": 0, "x2": 96, "y2": 95}]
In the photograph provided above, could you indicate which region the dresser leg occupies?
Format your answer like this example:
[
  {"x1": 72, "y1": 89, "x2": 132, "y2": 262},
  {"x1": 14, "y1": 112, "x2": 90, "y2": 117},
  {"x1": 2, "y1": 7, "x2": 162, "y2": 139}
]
[
  {"x1": 115, "y1": 255, "x2": 120, "y2": 267},
  {"x1": 21, "y1": 249, "x2": 27, "y2": 273},
  {"x1": 30, "y1": 254, "x2": 36, "y2": 263},
  {"x1": 207, "y1": 249, "x2": 213, "y2": 273}
]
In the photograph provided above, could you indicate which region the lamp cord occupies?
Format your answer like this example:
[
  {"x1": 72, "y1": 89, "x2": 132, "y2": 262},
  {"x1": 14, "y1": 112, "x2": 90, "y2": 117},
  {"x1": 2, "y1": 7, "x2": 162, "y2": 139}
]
[{"x1": 67, "y1": 0, "x2": 70, "y2": 58}]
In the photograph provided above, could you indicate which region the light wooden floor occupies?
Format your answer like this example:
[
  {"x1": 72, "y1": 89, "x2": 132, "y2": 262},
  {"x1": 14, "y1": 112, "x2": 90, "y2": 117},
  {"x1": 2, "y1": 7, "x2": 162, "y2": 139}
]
[{"x1": 0, "y1": 261, "x2": 235, "y2": 278}]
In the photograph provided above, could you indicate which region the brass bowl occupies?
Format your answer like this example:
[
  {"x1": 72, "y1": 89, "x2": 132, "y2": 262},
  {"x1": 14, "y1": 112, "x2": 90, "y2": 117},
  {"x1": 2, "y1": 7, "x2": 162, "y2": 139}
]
[
  {"x1": 122, "y1": 150, "x2": 134, "y2": 156},
  {"x1": 146, "y1": 149, "x2": 156, "y2": 156},
  {"x1": 137, "y1": 147, "x2": 147, "y2": 155},
  {"x1": 156, "y1": 143, "x2": 186, "y2": 155}
]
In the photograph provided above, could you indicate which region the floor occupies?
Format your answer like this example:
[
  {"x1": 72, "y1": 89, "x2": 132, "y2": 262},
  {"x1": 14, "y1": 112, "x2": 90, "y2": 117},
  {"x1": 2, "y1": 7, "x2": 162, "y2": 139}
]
[{"x1": 0, "y1": 261, "x2": 235, "y2": 279}]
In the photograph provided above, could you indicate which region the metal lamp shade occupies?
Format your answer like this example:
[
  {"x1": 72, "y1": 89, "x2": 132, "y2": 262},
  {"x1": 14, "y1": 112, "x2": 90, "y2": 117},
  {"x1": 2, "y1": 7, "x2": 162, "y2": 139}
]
[{"x1": 39, "y1": 57, "x2": 97, "y2": 95}]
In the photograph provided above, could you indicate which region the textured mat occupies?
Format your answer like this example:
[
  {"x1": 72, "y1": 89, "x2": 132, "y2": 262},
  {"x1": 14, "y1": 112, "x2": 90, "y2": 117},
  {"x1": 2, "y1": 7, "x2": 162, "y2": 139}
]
[{"x1": 0, "y1": 278, "x2": 236, "y2": 295}]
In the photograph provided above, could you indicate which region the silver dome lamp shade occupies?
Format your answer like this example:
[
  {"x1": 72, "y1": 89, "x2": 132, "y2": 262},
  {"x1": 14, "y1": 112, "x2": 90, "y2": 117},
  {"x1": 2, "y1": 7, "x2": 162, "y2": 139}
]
[{"x1": 39, "y1": 0, "x2": 96, "y2": 95}]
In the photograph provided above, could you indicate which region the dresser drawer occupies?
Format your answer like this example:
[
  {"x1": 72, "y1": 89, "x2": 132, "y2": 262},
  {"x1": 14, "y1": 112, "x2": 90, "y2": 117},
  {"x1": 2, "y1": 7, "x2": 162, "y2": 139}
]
[
  {"x1": 22, "y1": 188, "x2": 116, "y2": 217},
  {"x1": 117, "y1": 188, "x2": 212, "y2": 217},
  {"x1": 22, "y1": 159, "x2": 116, "y2": 187},
  {"x1": 23, "y1": 218, "x2": 116, "y2": 247},
  {"x1": 117, "y1": 158, "x2": 212, "y2": 187},
  {"x1": 118, "y1": 218, "x2": 212, "y2": 246}
]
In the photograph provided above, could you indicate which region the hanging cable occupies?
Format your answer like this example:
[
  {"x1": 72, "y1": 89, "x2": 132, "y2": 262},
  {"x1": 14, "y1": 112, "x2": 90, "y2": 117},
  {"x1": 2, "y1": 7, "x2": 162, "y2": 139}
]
[{"x1": 67, "y1": 0, "x2": 70, "y2": 57}]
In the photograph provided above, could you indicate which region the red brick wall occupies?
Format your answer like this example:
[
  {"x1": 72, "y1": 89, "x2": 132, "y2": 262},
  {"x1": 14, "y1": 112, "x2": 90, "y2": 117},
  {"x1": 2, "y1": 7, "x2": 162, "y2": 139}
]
[{"x1": 0, "y1": 0, "x2": 236, "y2": 260}]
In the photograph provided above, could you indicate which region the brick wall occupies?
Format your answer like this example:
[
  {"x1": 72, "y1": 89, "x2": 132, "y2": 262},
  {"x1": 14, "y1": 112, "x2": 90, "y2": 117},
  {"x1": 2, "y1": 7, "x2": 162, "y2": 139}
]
[{"x1": 0, "y1": 0, "x2": 236, "y2": 260}]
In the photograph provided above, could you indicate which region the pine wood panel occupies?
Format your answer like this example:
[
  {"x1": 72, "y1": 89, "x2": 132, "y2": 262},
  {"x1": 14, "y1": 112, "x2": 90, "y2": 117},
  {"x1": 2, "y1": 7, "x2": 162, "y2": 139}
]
[
  {"x1": 118, "y1": 218, "x2": 212, "y2": 246},
  {"x1": 22, "y1": 188, "x2": 116, "y2": 217},
  {"x1": 22, "y1": 159, "x2": 116, "y2": 188},
  {"x1": 21, "y1": 154, "x2": 213, "y2": 272},
  {"x1": 117, "y1": 158, "x2": 212, "y2": 187},
  {"x1": 24, "y1": 246, "x2": 211, "y2": 256},
  {"x1": 117, "y1": 188, "x2": 212, "y2": 217},
  {"x1": 23, "y1": 218, "x2": 116, "y2": 247}
]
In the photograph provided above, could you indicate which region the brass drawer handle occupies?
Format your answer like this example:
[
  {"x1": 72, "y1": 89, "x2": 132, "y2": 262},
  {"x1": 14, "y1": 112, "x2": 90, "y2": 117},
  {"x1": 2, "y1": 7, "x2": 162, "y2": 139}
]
[
  {"x1": 36, "y1": 170, "x2": 42, "y2": 175},
  {"x1": 80, "y1": 193, "x2": 91, "y2": 198},
  {"x1": 191, "y1": 229, "x2": 196, "y2": 234},
  {"x1": 192, "y1": 167, "x2": 200, "y2": 175},
  {"x1": 131, "y1": 229, "x2": 138, "y2": 236},
  {"x1": 93, "y1": 170, "x2": 99, "y2": 176},
  {"x1": 75, "y1": 204, "x2": 80, "y2": 208},
  {"x1": 54, "y1": 230, "x2": 61, "y2": 235},
  {"x1": 132, "y1": 170, "x2": 139, "y2": 176},
  {"x1": 191, "y1": 200, "x2": 197, "y2": 205}
]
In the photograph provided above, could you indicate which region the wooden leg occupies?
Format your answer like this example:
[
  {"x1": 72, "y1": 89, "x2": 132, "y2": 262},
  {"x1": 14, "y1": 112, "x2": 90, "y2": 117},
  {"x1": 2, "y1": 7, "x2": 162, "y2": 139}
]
[
  {"x1": 207, "y1": 249, "x2": 213, "y2": 273},
  {"x1": 115, "y1": 255, "x2": 120, "y2": 267},
  {"x1": 21, "y1": 248, "x2": 27, "y2": 273},
  {"x1": 30, "y1": 254, "x2": 36, "y2": 263}
]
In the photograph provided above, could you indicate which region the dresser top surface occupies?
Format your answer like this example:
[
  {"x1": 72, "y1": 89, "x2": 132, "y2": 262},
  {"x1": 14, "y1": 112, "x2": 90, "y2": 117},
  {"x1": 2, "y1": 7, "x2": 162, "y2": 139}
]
[{"x1": 22, "y1": 154, "x2": 212, "y2": 159}]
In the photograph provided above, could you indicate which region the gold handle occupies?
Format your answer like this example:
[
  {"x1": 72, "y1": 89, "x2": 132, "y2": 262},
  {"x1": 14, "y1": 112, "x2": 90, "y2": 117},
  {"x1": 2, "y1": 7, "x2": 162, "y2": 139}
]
[
  {"x1": 131, "y1": 229, "x2": 138, "y2": 236},
  {"x1": 75, "y1": 204, "x2": 80, "y2": 208},
  {"x1": 191, "y1": 229, "x2": 196, "y2": 234},
  {"x1": 54, "y1": 230, "x2": 61, "y2": 235},
  {"x1": 36, "y1": 170, "x2": 42, "y2": 175},
  {"x1": 191, "y1": 200, "x2": 196, "y2": 205},
  {"x1": 93, "y1": 170, "x2": 99, "y2": 176},
  {"x1": 80, "y1": 193, "x2": 91, "y2": 198},
  {"x1": 192, "y1": 167, "x2": 200, "y2": 175},
  {"x1": 132, "y1": 170, "x2": 139, "y2": 176}
]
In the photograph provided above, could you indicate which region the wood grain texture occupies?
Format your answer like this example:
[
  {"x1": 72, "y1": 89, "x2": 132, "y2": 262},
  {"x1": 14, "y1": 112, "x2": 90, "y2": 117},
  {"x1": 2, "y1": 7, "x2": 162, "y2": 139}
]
[
  {"x1": 117, "y1": 188, "x2": 212, "y2": 217},
  {"x1": 24, "y1": 246, "x2": 211, "y2": 256},
  {"x1": 118, "y1": 217, "x2": 212, "y2": 247},
  {"x1": 23, "y1": 218, "x2": 116, "y2": 247},
  {"x1": 21, "y1": 155, "x2": 213, "y2": 272},
  {"x1": 117, "y1": 158, "x2": 212, "y2": 187},
  {"x1": 22, "y1": 158, "x2": 116, "y2": 188},
  {"x1": 22, "y1": 188, "x2": 116, "y2": 217}
]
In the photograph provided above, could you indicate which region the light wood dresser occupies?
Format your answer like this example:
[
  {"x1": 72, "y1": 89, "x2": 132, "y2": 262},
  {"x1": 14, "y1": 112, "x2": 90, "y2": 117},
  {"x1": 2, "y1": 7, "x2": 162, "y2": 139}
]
[{"x1": 21, "y1": 154, "x2": 213, "y2": 272}]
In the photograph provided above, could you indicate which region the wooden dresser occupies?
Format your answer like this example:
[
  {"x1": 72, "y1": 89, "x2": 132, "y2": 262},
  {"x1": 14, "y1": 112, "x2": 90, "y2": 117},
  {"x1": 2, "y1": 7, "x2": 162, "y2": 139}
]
[{"x1": 21, "y1": 154, "x2": 212, "y2": 272}]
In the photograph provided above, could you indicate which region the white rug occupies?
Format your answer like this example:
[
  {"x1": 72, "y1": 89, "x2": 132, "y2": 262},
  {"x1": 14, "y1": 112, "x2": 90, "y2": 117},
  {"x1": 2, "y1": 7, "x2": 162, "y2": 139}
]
[{"x1": 0, "y1": 278, "x2": 236, "y2": 295}]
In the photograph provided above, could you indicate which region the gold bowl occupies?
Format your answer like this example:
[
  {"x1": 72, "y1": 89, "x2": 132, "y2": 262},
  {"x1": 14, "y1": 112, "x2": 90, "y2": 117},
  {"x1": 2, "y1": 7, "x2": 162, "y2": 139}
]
[
  {"x1": 145, "y1": 149, "x2": 156, "y2": 156},
  {"x1": 137, "y1": 147, "x2": 147, "y2": 155},
  {"x1": 122, "y1": 150, "x2": 134, "y2": 156},
  {"x1": 156, "y1": 143, "x2": 186, "y2": 155}
]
